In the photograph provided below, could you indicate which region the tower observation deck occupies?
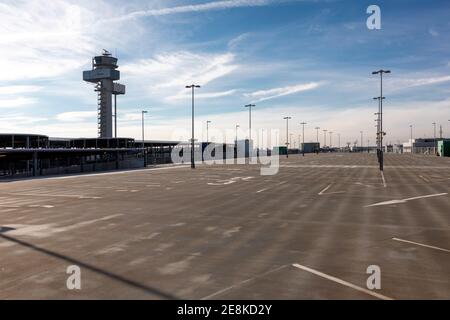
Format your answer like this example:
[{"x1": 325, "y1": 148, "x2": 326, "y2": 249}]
[{"x1": 83, "y1": 50, "x2": 126, "y2": 138}]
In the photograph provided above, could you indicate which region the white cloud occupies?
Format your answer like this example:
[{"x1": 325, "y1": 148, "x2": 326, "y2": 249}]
[
  {"x1": 123, "y1": 51, "x2": 237, "y2": 88},
  {"x1": 0, "y1": 97, "x2": 37, "y2": 108},
  {"x1": 0, "y1": 85, "x2": 42, "y2": 95},
  {"x1": 167, "y1": 89, "x2": 237, "y2": 101},
  {"x1": 394, "y1": 75, "x2": 450, "y2": 89},
  {"x1": 122, "y1": 51, "x2": 239, "y2": 102},
  {"x1": 0, "y1": 0, "x2": 132, "y2": 82},
  {"x1": 3, "y1": 98, "x2": 449, "y2": 144},
  {"x1": 245, "y1": 82, "x2": 321, "y2": 102},
  {"x1": 228, "y1": 33, "x2": 251, "y2": 49},
  {"x1": 108, "y1": 0, "x2": 274, "y2": 23},
  {"x1": 56, "y1": 111, "x2": 97, "y2": 122},
  {"x1": 428, "y1": 28, "x2": 439, "y2": 37}
]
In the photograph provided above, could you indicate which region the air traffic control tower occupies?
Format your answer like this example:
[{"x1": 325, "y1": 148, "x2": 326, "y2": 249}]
[{"x1": 83, "y1": 50, "x2": 126, "y2": 138}]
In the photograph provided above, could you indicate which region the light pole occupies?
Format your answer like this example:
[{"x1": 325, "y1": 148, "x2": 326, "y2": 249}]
[
  {"x1": 315, "y1": 127, "x2": 320, "y2": 144},
  {"x1": 141, "y1": 110, "x2": 148, "y2": 149},
  {"x1": 338, "y1": 133, "x2": 341, "y2": 150},
  {"x1": 323, "y1": 129, "x2": 328, "y2": 147},
  {"x1": 186, "y1": 84, "x2": 201, "y2": 169},
  {"x1": 360, "y1": 131, "x2": 363, "y2": 152},
  {"x1": 301, "y1": 122, "x2": 307, "y2": 156},
  {"x1": 433, "y1": 122, "x2": 437, "y2": 155},
  {"x1": 206, "y1": 120, "x2": 211, "y2": 143},
  {"x1": 373, "y1": 97, "x2": 385, "y2": 152},
  {"x1": 372, "y1": 69, "x2": 391, "y2": 171},
  {"x1": 284, "y1": 117, "x2": 292, "y2": 158},
  {"x1": 235, "y1": 124, "x2": 240, "y2": 145},
  {"x1": 245, "y1": 104, "x2": 256, "y2": 141},
  {"x1": 141, "y1": 110, "x2": 148, "y2": 166},
  {"x1": 329, "y1": 131, "x2": 333, "y2": 148},
  {"x1": 114, "y1": 94, "x2": 118, "y2": 139},
  {"x1": 410, "y1": 125, "x2": 413, "y2": 154}
]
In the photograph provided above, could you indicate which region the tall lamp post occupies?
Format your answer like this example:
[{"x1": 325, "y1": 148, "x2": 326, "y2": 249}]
[
  {"x1": 315, "y1": 127, "x2": 320, "y2": 144},
  {"x1": 433, "y1": 122, "x2": 437, "y2": 155},
  {"x1": 410, "y1": 125, "x2": 414, "y2": 154},
  {"x1": 141, "y1": 110, "x2": 148, "y2": 148},
  {"x1": 323, "y1": 129, "x2": 328, "y2": 148},
  {"x1": 141, "y1": 110, "x2": 148, "y2": 166},
  {"x1": 245, "y1": 104, "x2": 256, "y2": 141},
  {"x1": 373, "y1": 97, "x2": 385, "y2": 154},
  {"x1": 284, "y1": 117, "x2": 292, "y2": 158},
  {"x1": 206, "y1": 120, "x2": 211, "y2": 143},
  {"x1": 235, "y1": 124, "x2": 240, "y2": 145},
  {"x1": 301, "y1": 122, "x2": 307, "y2": 156},
  {"x1": 329, "y1": 131, "x2": 333, "y2": 148},
  {"x1": 372, "y1": 69, "x2": 391, "y2": 171},
  {"x1": 338, "y1": 133, "x2": 341, "y2": 150},
  {"x1": 186, "y1": 84, "x2": 201, "y2": 169},
  {"x1": 360, "y1": 131, "x2": 363, "y2": 152}
]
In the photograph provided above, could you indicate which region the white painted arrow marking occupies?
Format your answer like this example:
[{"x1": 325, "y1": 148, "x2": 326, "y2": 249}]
[{"x1": 365, "y1": 193, "x2": 448, "y2": 207}]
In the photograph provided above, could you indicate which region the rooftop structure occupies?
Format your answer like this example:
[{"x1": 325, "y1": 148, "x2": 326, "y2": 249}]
[{"x1": 83, "y1": 50, "x2": 126, "y2": 138}]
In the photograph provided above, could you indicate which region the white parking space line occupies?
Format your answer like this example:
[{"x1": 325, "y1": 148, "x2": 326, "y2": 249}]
[
  {"x1": 380, "y1": 171, "x2": 387, "y2": 188},
  {"x1": 318, "y1": 184, "x2": 332, "y2": 195},
  {"x1": 201, "y1": 265, "x2": 288, "y2": 300},
  {"x1": 256, "y1": 188, "x2": 269, "y2": 193},
  {"x1": 2, "y1": 193, "x2": 101, "y2": 200},
  {"x1": 4, "y1": 165, "x2": 189, "y2": 183},
  {"x1": 292, "y1": 264, "x2": 393, "y2": 300},
  {"x1": 392, "y1": 238, "x2": 450, "y2": 253},
  {"x1": 365, "y1": 193, "x2": 448, "y2": 207}
]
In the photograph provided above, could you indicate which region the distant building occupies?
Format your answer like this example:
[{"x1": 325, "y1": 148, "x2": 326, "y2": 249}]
[
  {"x1": 302, "y1": 142, "x2": 320, "y2": 153},
  {"x1": 273, "y1": 146, "x2": 288, "y2": 155},
  {"x1": 402, "y1": 138, "x2": 447, "y2": 155},
  {"x1": 438, "y1": 140, "x2": 450, "y2": 157}
]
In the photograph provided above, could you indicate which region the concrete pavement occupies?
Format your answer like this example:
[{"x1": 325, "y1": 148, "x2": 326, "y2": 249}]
[{"x1": 0, "y1": 153, "x2": 449, "y2": 299}]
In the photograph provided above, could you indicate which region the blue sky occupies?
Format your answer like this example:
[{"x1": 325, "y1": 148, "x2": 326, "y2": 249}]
[{"x1": 1, "y1": 0, "x2": 450, "y2": 145}]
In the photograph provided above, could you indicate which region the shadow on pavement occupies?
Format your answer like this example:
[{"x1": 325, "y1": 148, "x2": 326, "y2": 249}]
[{"x1": 0, "y1": 233, "x2": 178, "y2": 300}]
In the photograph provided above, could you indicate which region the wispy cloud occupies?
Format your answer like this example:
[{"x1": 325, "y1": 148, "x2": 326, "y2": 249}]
[
  {"x1": 123, "y1": 51, "x2": 237, "y2": 88},
  {"x1": 0, "y1": 97, "x2": 37, "y2": 108},
  {"x1": 167, "y1": 89, "x2": 237, "y2": 101},
  {"x1": 0, "y1": 85, "x2": 42, "y2": 95},
  {"x1": 0, "y1": 0, "x2": 135, "y2": 82},
  {"x1": 384, "y1": 74, "x2": 450, "y2": 94},
  {"x1": 109, "y1": 0, "x2": 274, "y2": 23},
  {"x1": 122, "y1": 51, "x2": 239, "y2": 102},
  {"x1": 245, "y1": 82, "x2": 321, "y2": 102},
  {"x1": 56, "y1": 111, "x2": 97, "y2": 122},
  {"x1": 396, "y1": 75, "x2": 450, "y2": 88}
]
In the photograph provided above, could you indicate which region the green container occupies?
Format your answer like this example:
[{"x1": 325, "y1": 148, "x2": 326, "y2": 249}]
[
  {"x1": 438, "y1": 140, "x2": 450, "y2": 157},
  {"x1": 273, "y1": 146, "x2": 288, "y2": 155}
]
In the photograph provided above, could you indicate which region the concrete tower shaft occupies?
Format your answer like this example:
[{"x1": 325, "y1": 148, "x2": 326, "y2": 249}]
[{"x1": 83, "y1": 50, "x2": 125, "y2": 138}]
